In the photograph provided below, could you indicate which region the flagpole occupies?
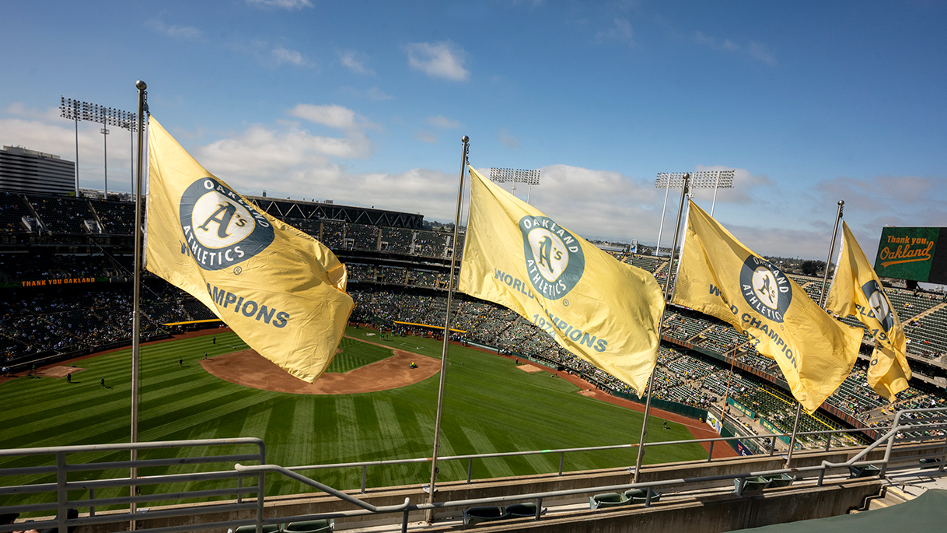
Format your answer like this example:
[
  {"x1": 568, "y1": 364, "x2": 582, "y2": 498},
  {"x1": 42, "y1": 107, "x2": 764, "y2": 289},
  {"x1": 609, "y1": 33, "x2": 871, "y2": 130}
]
[
  {"x1": 425, "y1": 135, "x2": 469, "y2": 523},
  {"x1": 786, "y1": 200, "x2": 844, "y2": 463},
  {"x1": 633, "y1": 173, "x2": 690, "y2": 483},
  {"x1": 129, "y1": 80, "x2": 148, "y2": 530}
]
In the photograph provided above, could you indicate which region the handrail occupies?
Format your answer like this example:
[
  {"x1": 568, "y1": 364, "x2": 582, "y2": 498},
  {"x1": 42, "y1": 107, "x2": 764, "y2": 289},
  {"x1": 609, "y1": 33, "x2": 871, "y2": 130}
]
[
  {"x1": 234, "y1": 464, "x2": 410, "y2": 513},
  {"x1": 1, "y1": 410, "x2": 945, "y2": 533},
  {"x1": 0, "y1": 438, "x2": 267, "y2": 533}
]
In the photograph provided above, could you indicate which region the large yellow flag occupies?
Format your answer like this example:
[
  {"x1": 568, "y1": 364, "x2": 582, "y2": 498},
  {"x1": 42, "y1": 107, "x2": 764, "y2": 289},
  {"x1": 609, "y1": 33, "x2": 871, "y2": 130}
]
[
  {"x1": 826, "y1": 221, "x2": 911, "y2": 401},
  {"x1": 146, "y1": 117, "x2": 353, "y2": 383},
  {"x1": 672, "y1": 200, "x2": 863, "y2": 413},
  {"x1": 458, "y1": 166, "x2": 664, "y2": 394}
]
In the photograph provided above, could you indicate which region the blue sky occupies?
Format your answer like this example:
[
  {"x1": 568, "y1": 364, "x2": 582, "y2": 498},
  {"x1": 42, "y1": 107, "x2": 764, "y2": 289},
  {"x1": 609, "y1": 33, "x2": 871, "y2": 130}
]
[{"x1": 2, "y1": 0, "x2": 946, "y2": 261}]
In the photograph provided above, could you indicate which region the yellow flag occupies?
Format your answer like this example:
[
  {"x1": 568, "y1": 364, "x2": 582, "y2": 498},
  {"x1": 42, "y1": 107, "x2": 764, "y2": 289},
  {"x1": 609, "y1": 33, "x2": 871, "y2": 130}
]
[
  {"x1": 145, "y1": 117, "x2": 353, "y2": 383},
  {"x1": 826, "y1": 221, "x2": 911, "y2": 401},
  {"x1": 458, "y1": 166, "x2": 665, "y2": 393},
  {"x1": 672, "y1": 200, "x2": 863, "y2": 413}
]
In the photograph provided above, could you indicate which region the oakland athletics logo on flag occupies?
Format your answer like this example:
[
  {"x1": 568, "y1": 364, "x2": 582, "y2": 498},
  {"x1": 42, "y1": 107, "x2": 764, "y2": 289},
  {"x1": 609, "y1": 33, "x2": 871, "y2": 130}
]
[
  {"x1": 519, "y1": 216, "x2": 585, "y2": 300},
  {"x1": 826, "y1": 221, "x2": 911, "y2": 401},
  {"x1": 146, "y1": 116, "x2": 353, "y2": 383},
  {"x1": 180, "y1": 178, "x2": 275, "y2": 271},
  {"x1": 459, "y1": 166, "x2": 664, "y2": 395},
  {"x1": 740, "y1": 256, "x2": 792, "y2": 323},
  {"x1": 861, "y1": 279, "x2": 894, "y2": 332}
]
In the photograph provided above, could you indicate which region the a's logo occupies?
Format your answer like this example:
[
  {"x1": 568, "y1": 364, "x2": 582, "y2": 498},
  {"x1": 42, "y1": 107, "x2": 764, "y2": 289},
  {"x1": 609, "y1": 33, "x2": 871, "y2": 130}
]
[
  {"x1": 862, "y1": 279, "x2": 894, "y2": 332},
  {"x1": 520, "y1": 216, "x2": 585, "y2": 300},
  {"x1": 180, "y1": 178, "x2": 274, "y2": 271},
  {"x1": 740, "y1": 256, "x2": 792, "y2": 323}
]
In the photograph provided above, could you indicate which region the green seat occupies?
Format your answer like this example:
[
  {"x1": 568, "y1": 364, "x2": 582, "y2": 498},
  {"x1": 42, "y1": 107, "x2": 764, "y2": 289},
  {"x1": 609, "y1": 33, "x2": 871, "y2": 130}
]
[
  {"x1": 761, "y1": 473, "x2": 795, "y2": 488},
  {"x1": 920, "y1": 458, "x2": 943, "y2": 470},
  {"x1": 230, "y1": 525, "x2": 280, "y2": 533},
  {"x1": 849, "y1": 465, "x2": 881, "y2": 478},
  {"x1": 624, "y1": 488, "x2": 661, "y2": 503},
  {"x1": 590, "y1": 492, "x2": 628, "y2": 509},
  {"x1": 283, "y1": 519, "x2": 332, "y2": 533},
  {"x1": 463, "y1": 506, "x2": 508, "y2": 528},
  {"x1": 505, "y1": 502, "x2": 543, "y2": 518},
  {"x1": 733, "y1": 476, "x2": 769, "y2": 493}
]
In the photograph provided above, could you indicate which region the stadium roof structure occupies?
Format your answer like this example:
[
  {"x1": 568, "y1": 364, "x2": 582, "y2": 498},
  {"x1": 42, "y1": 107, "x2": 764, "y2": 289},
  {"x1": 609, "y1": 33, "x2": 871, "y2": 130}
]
[{"x1": 248, "y1": 196, "x2": 423, "y2": 229}]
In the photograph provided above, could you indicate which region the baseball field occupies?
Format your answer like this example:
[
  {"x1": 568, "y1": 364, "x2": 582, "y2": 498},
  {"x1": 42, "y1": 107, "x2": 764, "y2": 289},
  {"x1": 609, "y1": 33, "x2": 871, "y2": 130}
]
[{"x1": 0, "y1": 327, "x2": 708, "y2": 508}]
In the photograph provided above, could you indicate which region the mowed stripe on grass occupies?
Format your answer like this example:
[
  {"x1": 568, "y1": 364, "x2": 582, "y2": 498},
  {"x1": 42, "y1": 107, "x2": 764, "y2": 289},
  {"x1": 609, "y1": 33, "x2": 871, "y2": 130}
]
[{"x1": 0, "y1": 327, "x2": 706, "y2": 508}]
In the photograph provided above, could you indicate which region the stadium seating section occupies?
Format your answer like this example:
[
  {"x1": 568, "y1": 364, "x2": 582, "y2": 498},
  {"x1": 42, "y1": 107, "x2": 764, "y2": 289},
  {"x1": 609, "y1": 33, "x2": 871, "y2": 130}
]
[{"x1": 2, "y1": 193, "x2": 946, "y2": 451}]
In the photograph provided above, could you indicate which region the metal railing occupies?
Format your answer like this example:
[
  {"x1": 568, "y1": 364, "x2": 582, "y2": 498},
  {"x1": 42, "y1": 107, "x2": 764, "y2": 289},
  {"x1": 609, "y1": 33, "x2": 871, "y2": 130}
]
[
  {"x1": 0, "y1": 438, "x2": 265, "y2": 533},
  {"x1": 1, "y1": 409, "x2": 946, "y2": 533}
]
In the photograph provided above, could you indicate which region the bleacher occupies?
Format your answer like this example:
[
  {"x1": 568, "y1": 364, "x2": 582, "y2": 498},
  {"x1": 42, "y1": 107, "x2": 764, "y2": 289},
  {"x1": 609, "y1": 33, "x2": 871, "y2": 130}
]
[
  {"x1": 2, "y1": 192, "x2": 947, "y2": 451},
  {"x1": 28, "y1": 196, "x2": 95, "y2": 234},
  {"x1": 0, "y1": 193, "x2": 32, "y2": 233}
]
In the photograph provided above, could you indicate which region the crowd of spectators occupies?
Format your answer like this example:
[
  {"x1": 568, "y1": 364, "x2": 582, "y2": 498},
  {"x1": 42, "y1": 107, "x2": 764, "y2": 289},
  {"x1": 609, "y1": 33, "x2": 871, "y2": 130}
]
[
  {"x1": 3, "y1": 194, "x2": 947, "y2": 447},
  {"x1": 1, "y1": 282, "x2": 199, "y2": 366}
]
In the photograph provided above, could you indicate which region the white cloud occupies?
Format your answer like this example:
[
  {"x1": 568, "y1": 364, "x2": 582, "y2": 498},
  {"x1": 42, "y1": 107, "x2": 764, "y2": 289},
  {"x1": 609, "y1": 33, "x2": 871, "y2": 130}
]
[
  {"x1": 497, "y1": 129, "x2": 520, "y2": 149},
  {"x1": 366, "y1": 87, "x2": 394, "y2": 101},
  {"x1": 595, "y1": 18, "x2": 635, "y2": 46},
  {"x1": 288, "y1": 104, "x2": 378, "y2": 132},
  {"x1": 339, "y1": 50, "x2": 374, "y2": 75},
  {"x1": 427, "y1": 115, "x2": 461, "y2": 129},
  {"x1": 694, "y1": 31, "x2": 775, "y2": 65},
  {"x1": 248, "y1": 40, "x2": 313, "y2": 68},
  {"x1": 246, "y1": 0, "x2": 312, "y2": 9},
  {"x1": 271, "y1": 46, "x2": 310, "y2": 66},
  {"x1": 413, "y1": 130, "x2": 438, "y2": 144},
  {"x1": 405, "y1": 41, "x2": 469, "y2": 81},
  {"x1": 7, "y1": 102, "x2": 61, "y2": 122},
  {"x1": 0, "y1": 108, "x2": 134, "y2": 192},
  {"x1": 498, "y1": 165, "x2": 658, "y2": 243},
  {"x1": 146, "y1": 19, "x2": 202, "y2": 40}
]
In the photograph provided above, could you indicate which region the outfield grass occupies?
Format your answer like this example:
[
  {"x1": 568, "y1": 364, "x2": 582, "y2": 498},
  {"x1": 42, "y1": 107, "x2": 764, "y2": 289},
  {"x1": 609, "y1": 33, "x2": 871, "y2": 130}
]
[{"x1": 0, "y1": 327, "x2": 706, "y2": 508}]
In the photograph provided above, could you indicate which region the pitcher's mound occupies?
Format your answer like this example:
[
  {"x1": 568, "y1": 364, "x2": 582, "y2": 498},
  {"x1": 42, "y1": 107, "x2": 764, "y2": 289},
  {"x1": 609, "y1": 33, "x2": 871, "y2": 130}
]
[{"x1": 202, "y1": 349, "x2": 439, "y2": 394}]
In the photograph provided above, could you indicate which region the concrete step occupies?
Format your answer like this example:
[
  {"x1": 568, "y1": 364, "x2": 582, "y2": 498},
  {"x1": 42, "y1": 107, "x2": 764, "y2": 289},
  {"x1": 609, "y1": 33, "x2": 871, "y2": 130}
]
[{"x1": 860, "y1": 485, "x2": 913, "y2": 512}]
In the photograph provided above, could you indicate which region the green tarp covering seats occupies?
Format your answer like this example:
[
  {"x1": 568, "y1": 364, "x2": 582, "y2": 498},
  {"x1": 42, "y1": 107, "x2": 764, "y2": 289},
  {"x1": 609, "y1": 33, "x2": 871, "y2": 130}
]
[{"x1": 730, "y1": 489, "x2": 947, "y2": 533}]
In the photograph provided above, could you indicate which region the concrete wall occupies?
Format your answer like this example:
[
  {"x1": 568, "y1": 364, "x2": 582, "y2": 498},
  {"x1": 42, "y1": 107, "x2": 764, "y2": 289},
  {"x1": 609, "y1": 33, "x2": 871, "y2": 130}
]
[
  {"x1": 420, "y1": 479, "x2": 881, "y2": 533},
  {"x1": 76, "y1": 453, "x2": 885, "y2": 532}
]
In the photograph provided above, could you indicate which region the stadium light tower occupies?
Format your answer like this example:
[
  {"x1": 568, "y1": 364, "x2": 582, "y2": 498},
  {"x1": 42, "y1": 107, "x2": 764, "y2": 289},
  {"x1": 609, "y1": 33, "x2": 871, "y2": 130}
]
[
  {"x1": 60, "y1": 97, "x2": 137, "y2": 198},
  {"x1": 490, "y1": 167, "x2": 541, "y2": 203},
  {"x1": 654, "y1": 169, "x2": 734, "y2": 256}
]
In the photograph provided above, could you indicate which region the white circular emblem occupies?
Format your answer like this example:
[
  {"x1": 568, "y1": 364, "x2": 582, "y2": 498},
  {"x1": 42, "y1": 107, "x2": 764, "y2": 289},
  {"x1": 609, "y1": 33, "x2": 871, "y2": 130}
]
[
  {"x1": 192, "y1": 192, "x2": 256, "y2": 249},
  {"x1": 751, "y1": 267, "x2": 780, "y2": 310},
  {"x1": 527, "y1": 228, "x2": 569, "y2": 283}
]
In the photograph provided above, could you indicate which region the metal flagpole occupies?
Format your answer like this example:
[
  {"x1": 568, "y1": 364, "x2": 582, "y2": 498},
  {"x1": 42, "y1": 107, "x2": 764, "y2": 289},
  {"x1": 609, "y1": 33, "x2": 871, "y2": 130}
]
[
  {"x1": 425, "y1": 135, "x2": 469, "y2": 523},
  {"x1": 786, "y1": 200, "x2": 844, "y2": 463},
  {"x1": 129, "y1": 80, "x2": 148, "y2": 530},
  {"x1": 633, "y1": 173, "x2": 690, "y2": 483}
]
